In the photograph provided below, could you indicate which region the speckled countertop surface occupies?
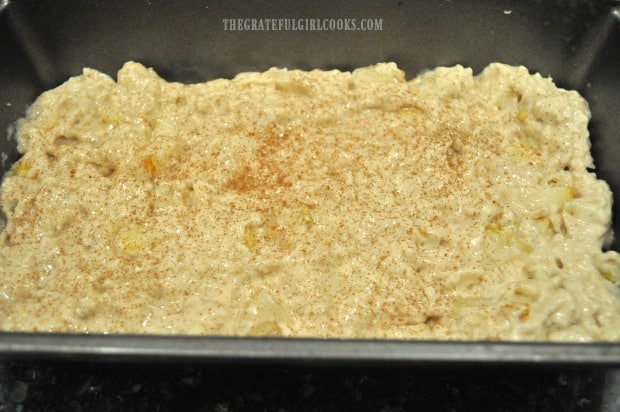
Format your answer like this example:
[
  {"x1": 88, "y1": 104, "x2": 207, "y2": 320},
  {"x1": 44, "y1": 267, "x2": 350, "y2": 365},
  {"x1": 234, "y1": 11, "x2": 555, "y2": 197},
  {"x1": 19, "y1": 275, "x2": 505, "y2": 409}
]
[{"x1": 1, "y1": 361, "x2": 619, "y2": 412}]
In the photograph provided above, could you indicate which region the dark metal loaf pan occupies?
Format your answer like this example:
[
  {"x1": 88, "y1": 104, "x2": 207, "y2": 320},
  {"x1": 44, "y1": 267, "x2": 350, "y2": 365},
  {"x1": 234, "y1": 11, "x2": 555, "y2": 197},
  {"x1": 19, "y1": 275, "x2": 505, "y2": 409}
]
[{"x1": 0, "y1": 0, "x2": 619, "y2": 364}]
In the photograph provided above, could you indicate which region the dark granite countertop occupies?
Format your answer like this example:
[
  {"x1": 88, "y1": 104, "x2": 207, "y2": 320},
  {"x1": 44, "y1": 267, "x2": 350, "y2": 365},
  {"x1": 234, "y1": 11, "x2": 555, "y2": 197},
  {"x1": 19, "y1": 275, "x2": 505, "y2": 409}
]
[{"x1": 1, "y1": 361, "x2": 619, "y2": 412}]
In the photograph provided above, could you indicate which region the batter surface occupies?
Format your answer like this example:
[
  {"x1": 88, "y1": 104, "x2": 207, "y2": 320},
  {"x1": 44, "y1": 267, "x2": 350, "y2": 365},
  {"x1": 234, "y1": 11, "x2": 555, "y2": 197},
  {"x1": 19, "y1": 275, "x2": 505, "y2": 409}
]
[{"x1": 1, "y1": 62, "x2": 620, "y2": 340}]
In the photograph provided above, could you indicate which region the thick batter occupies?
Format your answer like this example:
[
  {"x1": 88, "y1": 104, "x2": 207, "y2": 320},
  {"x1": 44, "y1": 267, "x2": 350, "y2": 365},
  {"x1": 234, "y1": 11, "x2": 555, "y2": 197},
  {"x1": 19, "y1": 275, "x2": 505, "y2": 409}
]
[{"x1": 1, "y1": 62, "x2": 619, "y2": 340}]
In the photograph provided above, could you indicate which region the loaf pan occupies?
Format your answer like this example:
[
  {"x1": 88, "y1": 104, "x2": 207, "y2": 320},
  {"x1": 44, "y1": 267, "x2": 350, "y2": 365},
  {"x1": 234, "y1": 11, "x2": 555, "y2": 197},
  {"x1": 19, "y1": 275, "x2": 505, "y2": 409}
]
[{"x1": 0, "y1": 0, "x2": 619, "y2": 364}]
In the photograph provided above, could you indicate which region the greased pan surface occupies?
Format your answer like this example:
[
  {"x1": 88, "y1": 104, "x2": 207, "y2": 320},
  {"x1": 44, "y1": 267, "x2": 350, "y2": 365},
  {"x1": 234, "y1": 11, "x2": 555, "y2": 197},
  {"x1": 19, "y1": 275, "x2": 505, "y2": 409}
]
[{"x1": 0, "y1": 0, "x2": 619, "y2": 363}]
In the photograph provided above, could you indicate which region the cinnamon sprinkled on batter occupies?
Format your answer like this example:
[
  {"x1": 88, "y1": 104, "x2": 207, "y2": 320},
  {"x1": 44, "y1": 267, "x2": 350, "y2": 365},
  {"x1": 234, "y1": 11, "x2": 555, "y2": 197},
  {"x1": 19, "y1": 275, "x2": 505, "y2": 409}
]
[{"x1": 1, "y1": 62, "x2": 619, "y2": 340}]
